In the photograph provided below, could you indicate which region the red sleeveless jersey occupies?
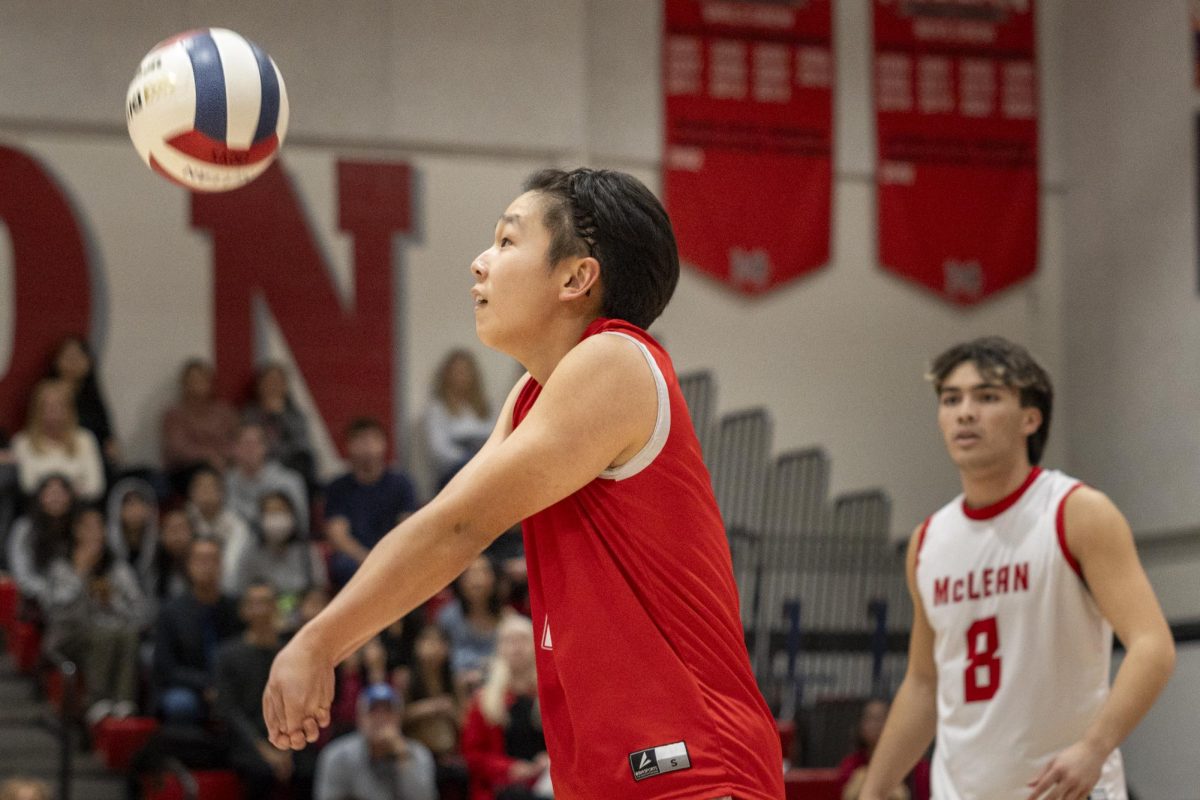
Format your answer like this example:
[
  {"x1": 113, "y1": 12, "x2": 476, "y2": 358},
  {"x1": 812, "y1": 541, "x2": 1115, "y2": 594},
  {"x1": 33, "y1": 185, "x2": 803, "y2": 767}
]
[{"x1": 513, "y1": 318, "x2": 784, "y2": 800}]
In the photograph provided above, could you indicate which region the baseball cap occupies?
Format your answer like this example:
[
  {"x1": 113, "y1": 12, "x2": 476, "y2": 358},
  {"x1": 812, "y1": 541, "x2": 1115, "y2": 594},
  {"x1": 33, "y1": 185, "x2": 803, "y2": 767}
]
[{"x1": 359, "y1": 683, "x2": 401, "y2": 711}]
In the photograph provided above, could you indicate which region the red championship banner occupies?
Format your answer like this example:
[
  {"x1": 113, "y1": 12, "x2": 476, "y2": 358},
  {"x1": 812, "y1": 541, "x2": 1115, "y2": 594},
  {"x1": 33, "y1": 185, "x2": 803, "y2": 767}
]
[
  {"x1": 663, "y1": 0, "x2": 832, "y2": 295},
  {"x1": 874, "y1": 0, "x2": 1038, "y2": 304}
]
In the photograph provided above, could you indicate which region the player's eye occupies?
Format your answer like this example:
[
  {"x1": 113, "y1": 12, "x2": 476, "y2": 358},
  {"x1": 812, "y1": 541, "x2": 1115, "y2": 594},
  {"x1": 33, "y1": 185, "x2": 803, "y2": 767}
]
[
  {"x1": 499, "y1": 237, "x2": 513, "y2": 248},
  {"x1": 940, "y1": 394, "x2": 959, "y2": 406}
]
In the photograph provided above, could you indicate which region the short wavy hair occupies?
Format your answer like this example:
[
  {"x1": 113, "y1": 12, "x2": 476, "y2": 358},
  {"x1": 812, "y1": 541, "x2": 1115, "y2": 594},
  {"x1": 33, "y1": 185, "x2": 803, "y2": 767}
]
[{"x1": 927, "y1": 337, "x2": 1053, "y2": 465}]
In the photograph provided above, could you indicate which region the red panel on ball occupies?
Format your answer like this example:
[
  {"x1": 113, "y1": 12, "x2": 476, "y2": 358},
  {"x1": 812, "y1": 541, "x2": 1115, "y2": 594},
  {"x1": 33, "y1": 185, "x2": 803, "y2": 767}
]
[{"x1": 165, "y1": 131, "x2": 279, "y2": 167}]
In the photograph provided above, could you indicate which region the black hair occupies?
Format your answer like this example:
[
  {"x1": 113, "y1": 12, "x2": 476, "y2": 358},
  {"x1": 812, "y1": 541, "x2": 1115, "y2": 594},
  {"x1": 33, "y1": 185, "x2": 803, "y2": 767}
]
[
  {"x1": 187, "y1": 464, "x2": 223, "y2": 491},
  {"x1": 345, "y1": 416, "x2": 385, "y2": 440},
  {"x1": 30, "y1": 474, "x2": 77, "y2": 573},
  {"x1": 522, "y1": 168, "x2": 680, "y2": 330},
  {"x1": 452, "y1": 557, "x2": 503, "y2": 620},
  {"x1": 48, "y1": 336, "x2": 112, "y2": 445},
  {"x1": 409, "y1": 623, "x2": 455, "y2": 703},
  {"x1": 927, "y1": 336, "x2": 1054, "y2": 466}
]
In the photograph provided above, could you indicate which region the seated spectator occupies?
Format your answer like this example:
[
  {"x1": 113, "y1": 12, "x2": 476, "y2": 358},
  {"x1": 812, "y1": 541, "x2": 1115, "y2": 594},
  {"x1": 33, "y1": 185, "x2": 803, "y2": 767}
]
[
  {"x1": 12, "y1": 379, "x2": 104, "y2": 503},
  {"x1": 331, "y1": 637, "x2": 391, "y2": 738},
  {"x1": 438, "y1": 556, "x2": 503, "y2": 692},
  {"x1": 425, "y1": 349, "x2": 493, "y2": 489},
  {"x1": 461, "y1": 616, "x2": 550, "y2": 800},
  {"x1": 153, "y1": 538, "x2": 242, "y2": 723},
  {"x1": 144, "y1": 508, "x2": 194, "y2": 604},
  {"x1": 287, "y1": 585, "x2": 330, "y2": 638},
  {"x1": 0, "y1": 429, "x2": 17, "y2": 565},
  {"x1": 403, "y1": 622, "x2": 462, "y2": 764},
  {"x1": 378, "y1": 609, "x2": 424, "y2": 685},
  {"x1": 226, "y1": 420, "x2": 308, "y2": 533},
  {"x1": 324, "y1": 417, "x2": 418, "y2": 588},
  {"x1": 243, "y1": 361, "x2": 317, "y2": 490},
  {"x1": 43, "y1": 507, "x2": 148, "y2": 724},
  {"x1": 185, "y1": 464, "x2": 251, "y2": 593},
  {"x1": 315, "y1": 683, "x2": 438, "y2": 800},
  {"x1": 6, "y1": 474, "x2": 77, "y2": 606},
  {"x1": 215, "y1": 580, "x2": 316, "y2": 799},
  {"x1": 234, "y1": 490, "x2": 327, "y2": 616},
  {"x1": 836, "y1": 698, "x2": 930, "y2": 800},
  {"x1": 105, "y1": 476, "x2": 159, "y2": 586},
  {"x1": 48, "y1": 335, "x2": 119, "y2": 467},
  {"x1": 160, "y1": 358, "x2": 238, "y2": 495}
]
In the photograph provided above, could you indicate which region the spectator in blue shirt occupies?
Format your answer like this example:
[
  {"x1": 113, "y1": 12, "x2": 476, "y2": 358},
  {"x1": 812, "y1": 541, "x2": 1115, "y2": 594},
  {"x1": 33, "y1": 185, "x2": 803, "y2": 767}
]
[{"x1": 324, "y1": 418, "x2": 418, "y2": 588}]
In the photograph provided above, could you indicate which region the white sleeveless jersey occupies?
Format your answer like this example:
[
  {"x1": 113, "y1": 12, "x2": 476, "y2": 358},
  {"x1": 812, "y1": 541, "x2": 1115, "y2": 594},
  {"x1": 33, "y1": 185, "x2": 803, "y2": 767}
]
[{"x1": 915, "y1": 468, "x2": 1126, "y2": 800}]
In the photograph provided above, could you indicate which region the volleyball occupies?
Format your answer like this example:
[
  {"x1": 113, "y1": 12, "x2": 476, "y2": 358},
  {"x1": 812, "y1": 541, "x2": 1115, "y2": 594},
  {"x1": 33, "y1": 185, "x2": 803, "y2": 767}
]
[{"x1": 125, "y1": 28, "x2": 289, "y2": 192}]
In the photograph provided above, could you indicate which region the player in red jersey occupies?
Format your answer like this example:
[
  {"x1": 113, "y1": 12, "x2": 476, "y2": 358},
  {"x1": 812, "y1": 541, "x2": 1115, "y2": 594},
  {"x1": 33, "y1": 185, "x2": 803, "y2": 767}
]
[{"x1": 263, "y1": 168, "x2": 785, "y2": 799}]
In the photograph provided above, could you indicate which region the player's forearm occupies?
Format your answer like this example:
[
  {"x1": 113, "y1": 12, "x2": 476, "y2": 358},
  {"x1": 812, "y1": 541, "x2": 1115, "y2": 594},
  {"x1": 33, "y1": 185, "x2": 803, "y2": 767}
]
[
  {"x1": 1081, "y1": 632, "x2": 1175, "y2": 755},
  {"x1": 300, "y1": 502, "x2": 497, "y2": 665},
  {"x1": 860, "y1": 674, "x2": 937, "y2": 797}
]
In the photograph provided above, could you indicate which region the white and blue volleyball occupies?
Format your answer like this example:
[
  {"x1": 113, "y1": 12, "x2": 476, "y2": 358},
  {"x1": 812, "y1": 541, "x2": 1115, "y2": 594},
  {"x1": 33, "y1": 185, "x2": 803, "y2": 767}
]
[{"x1": 125, "y1": 28, "x2": 289, "y2": 192}]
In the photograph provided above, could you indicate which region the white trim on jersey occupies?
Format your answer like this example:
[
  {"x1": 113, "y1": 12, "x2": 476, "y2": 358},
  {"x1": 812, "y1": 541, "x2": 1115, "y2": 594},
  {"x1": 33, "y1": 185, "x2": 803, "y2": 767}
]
[{"x1": 597, "y1": 332, "x2": 671, "y2": 482}]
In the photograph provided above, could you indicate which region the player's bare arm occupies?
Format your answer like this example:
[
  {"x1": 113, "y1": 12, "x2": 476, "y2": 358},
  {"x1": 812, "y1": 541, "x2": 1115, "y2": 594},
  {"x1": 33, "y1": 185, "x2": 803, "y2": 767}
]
[
  {"x1": 262, "y1": 333, "x2": 657, "y2": 750},
  {"x1": 859, "y1": 524, "x2": 939, "y2": 800},
  {"x1": 1026, "y1": 487, "x2": 1175, "y2": 800}
]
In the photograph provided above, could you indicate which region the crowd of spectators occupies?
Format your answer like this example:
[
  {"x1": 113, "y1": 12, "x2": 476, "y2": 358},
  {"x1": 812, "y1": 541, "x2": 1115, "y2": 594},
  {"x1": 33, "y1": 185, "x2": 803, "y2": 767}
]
[{"x1": 0, "y1": 341, "x2": 555, "y2": 800}]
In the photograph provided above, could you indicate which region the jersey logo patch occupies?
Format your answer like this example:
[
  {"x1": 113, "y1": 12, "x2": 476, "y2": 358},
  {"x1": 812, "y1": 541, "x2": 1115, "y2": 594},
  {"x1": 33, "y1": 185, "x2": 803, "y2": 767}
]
[{"x1": 628, "y1": 741, "x2": 690, "y2": 782}]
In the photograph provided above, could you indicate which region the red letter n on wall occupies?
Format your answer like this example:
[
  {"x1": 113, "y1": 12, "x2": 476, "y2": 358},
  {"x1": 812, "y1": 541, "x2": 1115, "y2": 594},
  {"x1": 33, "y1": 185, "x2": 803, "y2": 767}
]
[
  {"x1": 192, "y1": 160, "x2": 412, "y2": 457},
  {"x1": 0, "y1": 145, "x2": 92, "y2": 434}
]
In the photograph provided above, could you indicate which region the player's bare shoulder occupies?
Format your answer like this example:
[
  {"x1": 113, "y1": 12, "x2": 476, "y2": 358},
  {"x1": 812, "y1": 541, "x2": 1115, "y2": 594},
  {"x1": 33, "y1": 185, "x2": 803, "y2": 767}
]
[
  {"x1": 541, "y1": 332, "x2": 659, "y2": 465},
  {"x1": 1060, "y1": 484, "x2": 1132, "y2": 558},
  {"x1": 553, "y1": 332, "x2": 657, "y2": 411}
]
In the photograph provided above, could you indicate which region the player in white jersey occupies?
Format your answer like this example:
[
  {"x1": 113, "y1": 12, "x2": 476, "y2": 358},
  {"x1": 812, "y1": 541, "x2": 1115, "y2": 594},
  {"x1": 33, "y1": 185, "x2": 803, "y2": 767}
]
[{"x1": 861, "y1": 338, "x2": 1175, "y2": 800}]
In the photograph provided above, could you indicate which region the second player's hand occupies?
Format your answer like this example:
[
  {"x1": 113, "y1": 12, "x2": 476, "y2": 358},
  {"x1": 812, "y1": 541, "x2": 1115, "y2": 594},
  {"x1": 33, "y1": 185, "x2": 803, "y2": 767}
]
[
  {"x1": 1025, "y1": 740, "x2": 1105, "y2": 800},
  {"x1": 262, "y1": 629, "x2": 334, "y2": 750}
]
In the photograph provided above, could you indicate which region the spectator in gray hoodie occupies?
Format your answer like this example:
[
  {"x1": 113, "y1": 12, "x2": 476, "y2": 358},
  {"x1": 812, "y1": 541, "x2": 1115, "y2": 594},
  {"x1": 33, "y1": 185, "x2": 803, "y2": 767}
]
[
  {"x1": 44, "y1": 506, "x2": 148, "y2": 724},
  {"x1": 105, "y1": 476, "x2": 159, "y2": 587}
]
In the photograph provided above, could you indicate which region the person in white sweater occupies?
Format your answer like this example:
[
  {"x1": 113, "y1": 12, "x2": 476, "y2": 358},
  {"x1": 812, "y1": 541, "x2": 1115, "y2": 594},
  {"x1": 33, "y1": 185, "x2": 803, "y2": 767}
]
[
  {"x1": 12, "y1": 379, "x2": 104, "y2": 502},
  {"x1": 424, "y1": 349, "x2": 494, "y2": 489},
  {"x1": 185, "y1": 464, "x2": 252, "y2": 594}
]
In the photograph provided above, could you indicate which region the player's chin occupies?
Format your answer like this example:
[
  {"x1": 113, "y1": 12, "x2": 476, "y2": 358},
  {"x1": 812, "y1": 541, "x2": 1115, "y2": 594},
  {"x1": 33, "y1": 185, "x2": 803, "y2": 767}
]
[{"x1": 473, "y1": 317, "x2": 500, "y2": 348}]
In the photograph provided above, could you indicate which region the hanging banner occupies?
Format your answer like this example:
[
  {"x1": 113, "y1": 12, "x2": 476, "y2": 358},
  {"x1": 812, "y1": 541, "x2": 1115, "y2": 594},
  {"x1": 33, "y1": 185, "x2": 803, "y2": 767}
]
[
  {"x1": 663, "y1": 0, "x2": 832, "y2": 295},
  {"x1": 874, "y1": 0, "x2": 1038, "y2": 304}
]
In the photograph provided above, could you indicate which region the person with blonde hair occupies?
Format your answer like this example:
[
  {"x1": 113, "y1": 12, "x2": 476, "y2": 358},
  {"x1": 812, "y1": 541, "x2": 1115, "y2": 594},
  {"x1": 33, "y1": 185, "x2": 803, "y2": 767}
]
[
  {"x1": 12, "y1": 378, "x2": 105, "y2": 502},
  {"x1": 462, "y1": 615, "x2": 550, "y2": 800},
  {"x1": 425, "y1": 349, "x2": 493, "y2": 488}
]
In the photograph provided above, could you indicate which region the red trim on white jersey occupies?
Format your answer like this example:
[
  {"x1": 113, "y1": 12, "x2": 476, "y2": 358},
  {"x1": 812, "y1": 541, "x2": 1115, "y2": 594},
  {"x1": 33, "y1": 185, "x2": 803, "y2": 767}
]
[
  {"x1": 961, "y1": 467, "x2": 1043, "y2": 520},
  {"x1": 1056, "y1": 482, "x2": 1086, "y2": 580},
  {"x1": 915, "y1": 516, "x2": 932, "y2": 565}
]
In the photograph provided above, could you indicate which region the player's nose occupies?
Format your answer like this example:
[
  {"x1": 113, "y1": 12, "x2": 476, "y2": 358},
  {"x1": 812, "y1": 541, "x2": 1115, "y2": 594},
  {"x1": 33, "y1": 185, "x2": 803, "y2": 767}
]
[{"x1": 471, "y1": 253, "x2": 487, "y2": 280}]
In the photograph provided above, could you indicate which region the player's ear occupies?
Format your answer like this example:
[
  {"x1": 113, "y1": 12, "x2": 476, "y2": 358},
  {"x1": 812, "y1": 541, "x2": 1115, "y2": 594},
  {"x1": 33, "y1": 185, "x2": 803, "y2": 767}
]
[
  {"x1": 560, "y1": 256, "x2": 600, "y2": 302},
  {"x1": 1021, "y1": 405, "x2": 1042, "y2": 437}
]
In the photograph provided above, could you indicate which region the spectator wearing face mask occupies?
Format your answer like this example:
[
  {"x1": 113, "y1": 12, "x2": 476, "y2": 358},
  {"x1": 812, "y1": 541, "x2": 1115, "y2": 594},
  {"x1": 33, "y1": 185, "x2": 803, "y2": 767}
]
[
  {"x1": 233, "y1": 491, "x2": 326, "y2": 617},
  {"x1": 225, "y1": 420, "x2": 308, "y2": 533}
]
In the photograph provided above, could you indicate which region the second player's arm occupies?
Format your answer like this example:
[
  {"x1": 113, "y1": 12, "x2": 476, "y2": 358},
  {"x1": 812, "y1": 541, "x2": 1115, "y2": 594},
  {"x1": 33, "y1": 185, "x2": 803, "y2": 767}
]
[
  {"x1": 859, "y1": 525, "x2": 938, "y2": 800},
  {"x1": 1027, "y1": 487, "x2": 1175, "y2": 798},
  {"x1": 263, "y1": 335, "x2": 657, "y2": 749}
]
